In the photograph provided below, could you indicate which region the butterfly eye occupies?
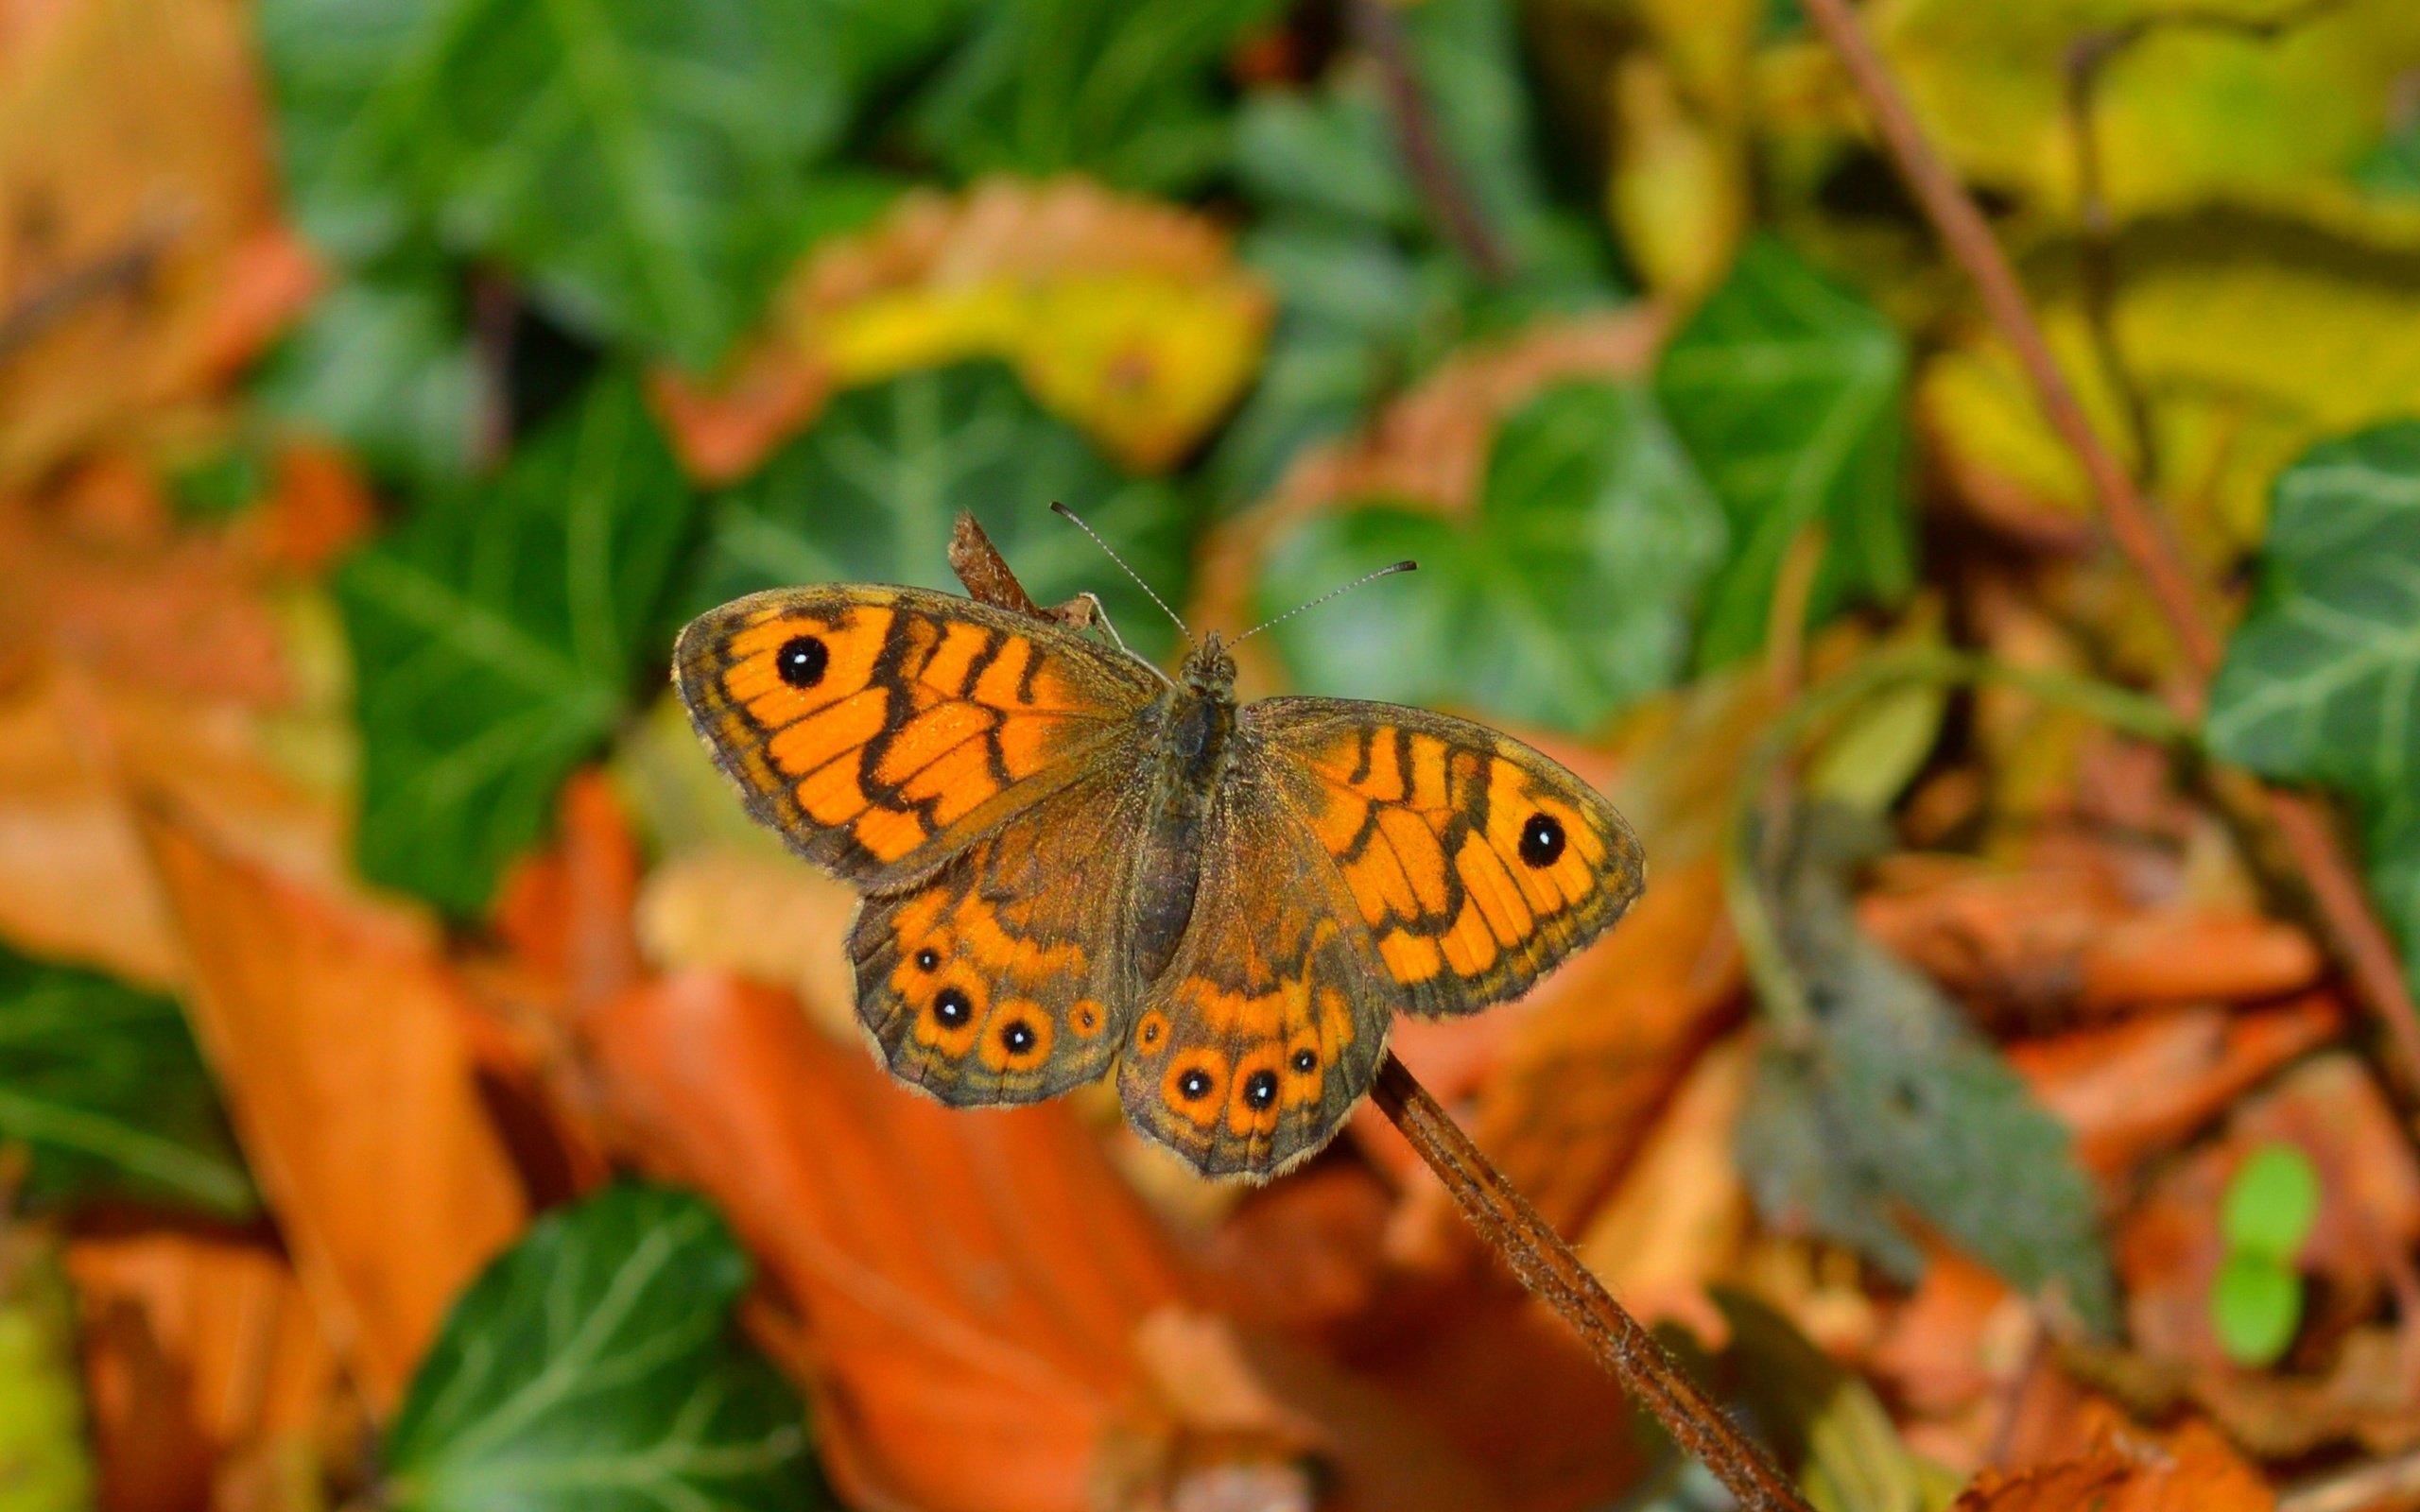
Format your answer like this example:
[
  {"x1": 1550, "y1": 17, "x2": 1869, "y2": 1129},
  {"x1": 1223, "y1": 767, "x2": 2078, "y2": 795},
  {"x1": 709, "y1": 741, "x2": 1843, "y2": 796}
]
[
  {"x1": 1518, "y1": 812, "x2": 1566, "y2": 868},
  {"x1": 775, "y1": 634, "x2": 829, "y2": 689}
]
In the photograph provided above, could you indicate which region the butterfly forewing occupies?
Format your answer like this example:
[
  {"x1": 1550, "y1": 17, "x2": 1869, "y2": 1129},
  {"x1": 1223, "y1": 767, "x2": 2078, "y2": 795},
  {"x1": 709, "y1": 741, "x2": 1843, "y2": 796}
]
[
  {"x1": 1244, "y1": 698, "x2": 1646, "y2": 1022},
  {"x1": 672, "y1": 585, "x2": 1159, "y2": 887}
]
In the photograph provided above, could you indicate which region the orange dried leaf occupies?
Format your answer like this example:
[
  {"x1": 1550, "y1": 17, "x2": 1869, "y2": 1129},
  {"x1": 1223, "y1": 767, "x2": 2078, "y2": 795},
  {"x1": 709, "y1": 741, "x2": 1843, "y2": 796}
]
[
  {"x1": 2011, "y1": 996, "x2": 2345, "y2": 1178},
  {"x1": 587, "y1": 971, "x2": 1194, "y2": 1512},
  {"x1": 140, "y1": 808, "x2": 527, "y2": 1412},
  {"x1": 0, "y1": 0, "x2": 314, "y2": 484},
  {"x1": 67, "y1": 1229, "x2": 350, "y2": 1512},
  {"x1": 1954, "y1": 1417, "x2": 2273, "y2": 1512}
]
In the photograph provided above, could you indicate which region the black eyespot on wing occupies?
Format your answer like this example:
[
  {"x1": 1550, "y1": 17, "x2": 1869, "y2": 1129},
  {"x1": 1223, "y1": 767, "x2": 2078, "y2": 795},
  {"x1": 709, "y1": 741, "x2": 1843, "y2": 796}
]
[
  {"x1": 914, "y1": 948, "x2": 940, "y2": 971},
  {"x1": 1002, "y1": 1020, "x2": 1036, "y2": 1055},
  {"x1": 776, "y1": 635, "x2": 830, "y2": 689},
  {"x1": 1178, "y1": 1068, "x2": 1213, "y2": 1101},
  {"x1": 1518, "y1": 812, "x2": 1565, "y2": 868},
  {"x1": 1245, "y1": 1071, "x2": 1279, "y2": 1108},
  {"x1": 1290, "y1": 1048, "x2": 1318, "y2": 1074},
  {"x1": 934, "y1": 986, "x2": 972, "y2": 1027}
]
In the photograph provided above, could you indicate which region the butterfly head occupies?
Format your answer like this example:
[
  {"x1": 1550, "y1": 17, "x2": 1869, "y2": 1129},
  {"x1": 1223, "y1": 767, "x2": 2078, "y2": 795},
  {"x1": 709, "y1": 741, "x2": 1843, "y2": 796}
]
[{"x1": 1180, "y1": 631, "x2": 1237, "y2": 695}]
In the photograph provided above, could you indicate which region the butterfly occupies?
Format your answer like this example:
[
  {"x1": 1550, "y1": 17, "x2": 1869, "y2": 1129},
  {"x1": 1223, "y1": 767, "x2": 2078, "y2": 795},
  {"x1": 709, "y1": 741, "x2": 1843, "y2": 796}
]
[{"x1": 671, "y1": 535, "x2": 1645, "y2": 1180}]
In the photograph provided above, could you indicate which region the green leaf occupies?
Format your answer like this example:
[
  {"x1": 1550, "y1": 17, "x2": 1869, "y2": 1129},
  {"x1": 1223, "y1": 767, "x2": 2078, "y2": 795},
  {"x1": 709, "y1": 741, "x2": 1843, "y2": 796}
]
[
  {"x1": 1256, "y1": 381, "x2": 1726, "y2": 732},
  {"x1": 907, "y1": 0, "x2": 1280, "y2": 194},
  {"x1": 260, "y1": 0, "x2": 883, "y2": 367},
  {"x1": 1653, "y1": 236, "x2": 1913, "y2": 668},
  {"x1": 386, "y1": 1182, "x2": 821, "y2": 1512},
  {"x1": 2222, "y1": 1143, "x2": 2324, "y2": 1260},
  {"x1": 338, "y1": 372, "x2": 698, "y2": 913},
  {"x1": 683, "y1": 363, "x2": 1196, "y2": 664},
  {"x1": 1737, "y1": 807, "x2": 2117, "y2": 1332},
  {"x1": 254, "y1": 262, "x2": 480, "y2": 487},
  {"x1": 1212, "y1": 0, "x2": 1621, "y2": 508},
  {"x1": 2212, "y1": 1252, "x2": 2304, "y2": 1368},
  {"x1": 0, "y1": 945, "x2": 252, "y2": 1218},
  {"x1": 2355, "y1": 119, "x2": 2420, "y2": 199},
  {"x1": 2208, "y1": 421, "x2": 2420, "y2": 990},
  {"x1": 2209, "y1": 423, "x2": 2420, "y2": 798}
]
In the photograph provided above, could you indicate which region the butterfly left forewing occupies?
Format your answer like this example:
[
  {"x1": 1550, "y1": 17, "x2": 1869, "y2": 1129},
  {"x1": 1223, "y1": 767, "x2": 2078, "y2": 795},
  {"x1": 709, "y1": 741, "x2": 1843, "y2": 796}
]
[{"x1": 1245, "y1": 697, "x2": 1645, "y2": 1020}]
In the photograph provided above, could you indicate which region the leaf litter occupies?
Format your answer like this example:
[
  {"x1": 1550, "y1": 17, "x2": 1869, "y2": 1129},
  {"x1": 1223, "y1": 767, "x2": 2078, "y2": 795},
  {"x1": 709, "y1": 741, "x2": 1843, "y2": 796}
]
[{"x1": 8, "y1": 0, "x2": 2420, "y2": 1506}]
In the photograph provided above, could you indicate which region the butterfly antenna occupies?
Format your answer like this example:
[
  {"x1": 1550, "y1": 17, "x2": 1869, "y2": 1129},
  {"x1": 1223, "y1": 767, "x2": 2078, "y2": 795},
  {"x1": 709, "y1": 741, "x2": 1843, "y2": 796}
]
[
  {"x1": 1050, "y1": 502, "x2": 1193, "y2": 647},
  {"x1": 1230, "y1": 559, "x2": 1418, "y2": 646}
]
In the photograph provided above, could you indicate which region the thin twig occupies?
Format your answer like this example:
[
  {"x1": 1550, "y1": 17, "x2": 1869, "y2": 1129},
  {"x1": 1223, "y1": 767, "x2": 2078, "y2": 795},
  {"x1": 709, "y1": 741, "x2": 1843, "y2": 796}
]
[
  {"x1": 1801, "y1": 0, "x2": 2420, "y2": 1103},
  {"x1": 1348, "y1": 0, "x2": 1514, "y2": 283},
  {"x1": 943, "y1": 509, "x2": 1810, "y2": 1512}
]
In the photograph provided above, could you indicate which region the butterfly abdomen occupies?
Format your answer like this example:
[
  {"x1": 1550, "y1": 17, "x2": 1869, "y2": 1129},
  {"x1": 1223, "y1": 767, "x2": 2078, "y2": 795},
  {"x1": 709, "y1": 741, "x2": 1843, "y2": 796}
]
[{"x1": 1128, "y1": 684, "x2": 1236, "y2": 982}]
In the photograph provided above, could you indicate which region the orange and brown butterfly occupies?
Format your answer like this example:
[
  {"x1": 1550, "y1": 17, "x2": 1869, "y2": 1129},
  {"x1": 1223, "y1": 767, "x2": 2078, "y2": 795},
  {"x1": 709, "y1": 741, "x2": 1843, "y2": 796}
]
[{"x1": 671, "y1": 518, "x2": 1645, "y2": 1180}]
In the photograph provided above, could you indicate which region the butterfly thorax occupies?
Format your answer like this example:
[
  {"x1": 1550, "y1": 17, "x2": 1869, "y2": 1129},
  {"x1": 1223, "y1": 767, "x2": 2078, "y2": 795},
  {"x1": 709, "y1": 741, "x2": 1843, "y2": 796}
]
[{"x1": 1129, "y1": 633, "x2": 1243, "y2": 982}]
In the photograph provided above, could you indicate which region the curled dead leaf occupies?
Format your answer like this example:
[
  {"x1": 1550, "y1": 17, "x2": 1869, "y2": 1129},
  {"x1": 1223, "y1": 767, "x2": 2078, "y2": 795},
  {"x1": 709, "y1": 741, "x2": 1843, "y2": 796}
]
[{"x1": 139, "y1": 806, "x2": 527, "y2": 1412}]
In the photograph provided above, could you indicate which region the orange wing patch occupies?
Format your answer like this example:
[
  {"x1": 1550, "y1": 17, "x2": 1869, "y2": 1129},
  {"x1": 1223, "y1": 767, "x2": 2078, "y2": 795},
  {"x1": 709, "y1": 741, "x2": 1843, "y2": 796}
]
[
  {"x1": 1256, "y1": 706, "x2": 1645, "y2": 1022},
  {"x1": 674, "y1": 585, "x2": 1154, "y2": 885}
]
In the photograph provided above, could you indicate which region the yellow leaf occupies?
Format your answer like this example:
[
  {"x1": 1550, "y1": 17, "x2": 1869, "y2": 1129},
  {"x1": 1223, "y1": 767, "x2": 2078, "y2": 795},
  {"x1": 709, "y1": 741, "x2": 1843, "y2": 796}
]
[
  {"x1": 1872, "y1": 0, "x2": 2420, "y2": 235},
  {"x1": 651, "y1": 178, "x2": 1271, "y2": 481},
  {"x1": 1922, "y1": 225, "x2": 2420, "y2": 563}
]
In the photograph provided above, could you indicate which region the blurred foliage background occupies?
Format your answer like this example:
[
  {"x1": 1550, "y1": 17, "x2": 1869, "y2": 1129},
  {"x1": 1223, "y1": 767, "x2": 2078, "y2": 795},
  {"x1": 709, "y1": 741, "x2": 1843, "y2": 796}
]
[{"x1": 6, "y1": 0, "x2": 2420, "y2": 1508}]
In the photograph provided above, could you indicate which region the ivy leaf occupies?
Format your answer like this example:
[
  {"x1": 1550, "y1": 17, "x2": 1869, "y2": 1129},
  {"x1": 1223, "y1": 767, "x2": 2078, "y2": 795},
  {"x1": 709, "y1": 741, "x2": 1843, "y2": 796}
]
[
  {"x1": 1212, "y1": 0, "x2": 1621, "y2": 507},
  {"x1": 1257, "y1": 380, "x2": 1725, "y2": 732},
  {"x1": 908, "y1": 0, "x2": 1280, "y2": 195},
  {"x1": 261, "y1": 0, "x2": 875, "y2": 367},
  {"x1": 0, "y1": 945, "x2": 252, "y2": 1218},
  {"x1": 1737, "y1": 806, "x2": 2117, "y2": 1332},
  {"x1": 254, "y1": 260, "x2": 479, "y2": 487},
  {"x1": 1653, "y1": 236, "x2": 1913, "y2": 668},
  {"x1": 385, "y1": 1182, "x2": 821, "y2": 1512},
  {"x1": 2209, "y1": 421, "x2": 2420, "y2": 989},
  {"x1": 338, "y1": 372, "x2": 697, "y2": 913},
  {"x1": 683, "y1": 363, "x2": 1195, "y2": 664}
]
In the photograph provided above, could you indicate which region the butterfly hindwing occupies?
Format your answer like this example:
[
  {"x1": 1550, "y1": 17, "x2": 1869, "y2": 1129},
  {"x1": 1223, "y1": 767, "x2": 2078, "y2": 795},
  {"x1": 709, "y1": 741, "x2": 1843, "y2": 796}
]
[
  {"x1": 851, "y1": 761, "x2": 1150, "y2": 1104},
  {"x1": 673, "y1": 585, "x2": 1160, "y2": 887},
  {"x1": 1117, "y1": 765, "x2": 1392, "y2": 1178},
  {"x1": 1248, "y1": 698, "x2": 1646, "y2": 1020}
]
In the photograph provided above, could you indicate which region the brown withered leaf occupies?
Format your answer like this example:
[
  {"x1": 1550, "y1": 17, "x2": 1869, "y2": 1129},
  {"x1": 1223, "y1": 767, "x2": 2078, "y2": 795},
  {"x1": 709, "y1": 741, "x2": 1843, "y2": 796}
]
[
  {"x1": 1858, "y1": 855, "x2": 2323, "y2": 1031},
  {"x1": 140, "y1": 807, "x2": 527, "y2": 1412},
  {"x1": 0, "y1": 0, "x2": 315, "y2": 485},
  {"x1": 587, "y1": 971, "x2": 1196, "y2": 1512},
  {"x1": 1952, "y1": 1414, "x2": 2273, "y2": 1512},
  {"x1": 0, "y1": 459, "x2": 289, "y2": 708},
  {"x1": 2010, "y1": 995, "x2": 2345, "y2": 1179},
  {"x1": 67, "y1": 1227, "x2": 354, "y2": 1512},
  {"x1": 1573, "y1": 1030, "x2": 1755, "y2": 1346},
  {"x1": 2119, "y1": 1052, "x2": 2420, "y2": 1379}
]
